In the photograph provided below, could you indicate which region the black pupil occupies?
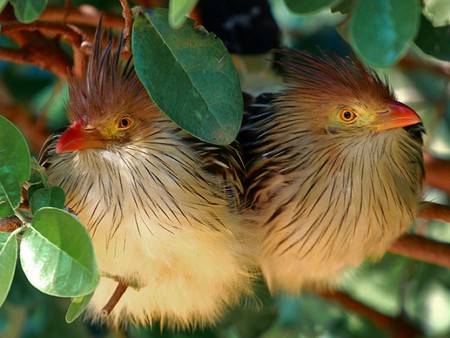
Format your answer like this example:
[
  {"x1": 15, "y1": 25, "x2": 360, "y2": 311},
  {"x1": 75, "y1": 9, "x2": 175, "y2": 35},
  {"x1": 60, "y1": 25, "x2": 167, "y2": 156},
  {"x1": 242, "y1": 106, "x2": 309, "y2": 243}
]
[
  {"x1": 121, "y1": 119, "x2": 129, "y2": 127},
  {"x1": 343, "y1": 111, "x2": 352, "y2": 120}
]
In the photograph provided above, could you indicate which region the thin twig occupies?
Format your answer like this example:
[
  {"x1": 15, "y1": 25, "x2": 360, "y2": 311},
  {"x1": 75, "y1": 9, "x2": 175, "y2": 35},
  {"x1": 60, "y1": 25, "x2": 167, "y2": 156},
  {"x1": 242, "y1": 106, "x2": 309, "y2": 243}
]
[
  {"x1": 389, "y1": 234, "x2": 450, "y2": 268},
  {"x1": 102, "y1": 281, "x2": 129, "y2": 316},
  {"x1": 63, "y1": 0, "x2": 72, "y2": 24},
  {"x1": 119, "y1": 0, "x2": 133, "y2": 54}
]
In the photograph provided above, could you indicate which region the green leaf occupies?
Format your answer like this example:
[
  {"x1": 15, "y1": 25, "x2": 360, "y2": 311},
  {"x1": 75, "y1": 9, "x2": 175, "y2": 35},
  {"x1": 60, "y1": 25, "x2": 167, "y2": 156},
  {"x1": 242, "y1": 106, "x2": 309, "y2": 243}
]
[
  {"x1": 0, "y1": 115, "x2": 31, "y2": 217},
  {"x1": 0, "y1": 232, "x2": 18, "y2": 307},
  {"x1": 9, "y1": 0, "x2": 48, "y2": 23},
  {"x1": 65, "y1": 292, "x2": 94, "y2": 323},
  {"x1": 132, "y1": 7, "x2": 243, "y2": 145},
  {"x1": 20, "y1": 207, "x2": 99, "y2": 297},
  {"x1": 168, "y1": 0, "x2": 198, "y2": 29},
  {"x1": 0, "y1": 0, "x2": 8, "y2": 14},
  {"x1": 29, "y1": 186, "x2": 66, "y2": 214},
  {"x1": 415, "y1": 15, "x2": 450, "y2": 62},
  {"x1": 331, "y1": 0, "x2": 355, "y2": 14},
  {"x1": 285, "y1": 0, "x2": 343, "y2": 14},
  {"x1": 349, "y1": 0, "x2": 421, "y2": 67}
]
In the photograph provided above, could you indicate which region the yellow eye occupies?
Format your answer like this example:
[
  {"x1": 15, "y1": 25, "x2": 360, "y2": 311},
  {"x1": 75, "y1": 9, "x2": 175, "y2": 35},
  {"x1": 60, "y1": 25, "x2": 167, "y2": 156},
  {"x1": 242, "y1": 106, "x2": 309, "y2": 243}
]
[
  {"x1": 118, "y1": 116, "x2": 133, "y2": 130},
  {"x1": 339, "y1": 108, "x2": 357, "y2": 123}
]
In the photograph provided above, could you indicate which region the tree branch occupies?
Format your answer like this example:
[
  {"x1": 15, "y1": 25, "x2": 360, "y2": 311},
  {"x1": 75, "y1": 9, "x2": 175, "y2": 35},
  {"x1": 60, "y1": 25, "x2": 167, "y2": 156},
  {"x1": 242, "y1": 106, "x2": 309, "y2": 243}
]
[
  {"x1": 319, "y1": 290, "x2": 421, "y2": 338},
  {"x1": 389, "y1": 234, "x2": 450, "y2": 268},
  {"x1": 424, "y1": 154, "x2": 450, "y2": 194},
  {"x1": 418, "y1": 202, "x2": 450, "y2": 223},
  {"x1": 0, "y1": 45, "x2": 71, "y2": 81},
  {"x1": 39, "y1": 5, "x2": 123, "y2": 28},
  {"x1": 1, "y1": 21, "x2": 88, "y2": 78}
]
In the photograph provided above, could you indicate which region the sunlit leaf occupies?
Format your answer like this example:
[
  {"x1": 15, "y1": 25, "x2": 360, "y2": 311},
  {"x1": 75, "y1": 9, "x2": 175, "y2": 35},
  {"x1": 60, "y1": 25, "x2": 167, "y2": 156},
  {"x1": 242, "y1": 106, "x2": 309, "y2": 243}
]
[
  {"x1": 65, "y1": 292, "x2": 94, "y2": 323},
  {"x1": 168, "y1": 0, "x2": 198, "y2": 29},
  {"x1": 132, "y1": 7, "x2": 243, "y2": 145},
  {"x1": 0, "y1": 115, "x2": 31, "y2": 217},
  {"x1": 0, "y1": 232, "x2": 18, "y2": 307},
  {"x1": 0, "y1": 0, "x2": 8, "y2": 14},
  {"x1": 9, "y1": 0, "x2": 48, "y2": 23},
  {"x1": 20, "y1": 207, "x2": 98, "y2": 297},
  {"x1": 349, "y1": 0, "x2": 420, "y2": 67}
]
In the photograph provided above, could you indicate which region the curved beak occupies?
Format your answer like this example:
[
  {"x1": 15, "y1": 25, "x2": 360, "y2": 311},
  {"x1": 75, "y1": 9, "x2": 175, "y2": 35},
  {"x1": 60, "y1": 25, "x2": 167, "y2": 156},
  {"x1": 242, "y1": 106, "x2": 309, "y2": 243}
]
[
  {"x1": 56, "y1": 120, "x2": 104, "y2": 154},
  {"x1": 373, "y1": 100, "x2": 422, "y2": 132}
]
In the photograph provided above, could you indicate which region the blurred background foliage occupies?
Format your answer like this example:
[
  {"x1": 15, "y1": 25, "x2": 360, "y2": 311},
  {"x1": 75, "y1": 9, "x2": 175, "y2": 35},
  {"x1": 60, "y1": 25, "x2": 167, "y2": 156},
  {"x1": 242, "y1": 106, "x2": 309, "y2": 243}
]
[{"x1": 0, "y1": 0, "x2": 450, "y2": 337}]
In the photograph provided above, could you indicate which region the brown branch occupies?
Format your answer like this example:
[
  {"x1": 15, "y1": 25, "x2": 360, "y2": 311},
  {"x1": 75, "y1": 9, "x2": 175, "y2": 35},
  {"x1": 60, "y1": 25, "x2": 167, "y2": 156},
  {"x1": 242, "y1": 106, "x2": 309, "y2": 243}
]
[
  {"x1": 399, "y1": 53, "x2": 450, "y2": 78},
  {"x1": 119, "y1": 0, "x2": 133, "y2": 54},
  {"x1": 0, "y1": 45, "x2": 70, "y2": 81},
  {"x1": 418, "y1": 202, "x2": 450, "y2": 223},
  {"x1": 424, "y1": 153, "x2": 450, "y2": 194},
  {"x1": 0, "y1": 217, "x2": 22, "y2": 232},
  {"x1": 102, "y1": 281, "x2": 128, "y2": 316},
  {"x1": 39, "y1": 5, "x2": 123, "y2": 28},
  {"x1": 1, "y1": 21, "x2": 88, "y2": 78},
  {"x1": 320, "y1": 290, "x2": 421, "y2": 338},
  {"x1": 389, "y1": 234, "x2": 450, "y2": 268},
  {"x1": 1, "y1": 21, "x2": 83, "y2": 46},
  {"x1": 63, "y1": 0, "x2": 72, "y2": 24}
]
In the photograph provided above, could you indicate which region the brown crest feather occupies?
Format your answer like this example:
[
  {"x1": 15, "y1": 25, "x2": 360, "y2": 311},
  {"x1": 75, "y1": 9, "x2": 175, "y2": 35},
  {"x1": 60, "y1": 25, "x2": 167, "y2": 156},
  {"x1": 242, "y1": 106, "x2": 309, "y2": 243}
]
[
  {"x1": 67, "y1": 19, "x2": 149, "y2": 125},
  {"x1": 275, "y1": 49, "x2": 395, "y2": 106}
]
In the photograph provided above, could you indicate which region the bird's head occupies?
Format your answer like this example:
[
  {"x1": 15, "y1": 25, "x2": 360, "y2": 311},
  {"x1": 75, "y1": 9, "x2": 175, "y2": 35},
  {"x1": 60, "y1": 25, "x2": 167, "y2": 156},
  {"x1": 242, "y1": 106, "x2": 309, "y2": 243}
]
[
  {"x1": 276, "y1": 50, "x2": 422, "y2": 136},
  {"x1": 56, "y1": 28, "x2": 158, "y2": 154}
]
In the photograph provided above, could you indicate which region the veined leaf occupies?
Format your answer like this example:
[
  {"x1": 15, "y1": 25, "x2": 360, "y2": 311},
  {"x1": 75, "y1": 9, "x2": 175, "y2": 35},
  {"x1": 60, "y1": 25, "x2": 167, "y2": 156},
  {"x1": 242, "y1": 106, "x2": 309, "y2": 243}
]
[
  {"x1": 132, "y1": 8, "x2": 243, "y2": 145},
  {"x1": 30, "y1": 186, "x2": 66, "y2": 215},
  {"x1": 20, "y1": 207, "x2": 99, "y2": 297},
  {"x1": 0, "y1": 232, "x2": 18, "y2": 307},
  {"x1": 0, "y1": 115, "x2": 31, "y2": 217},
  {"x1": 349, "y1": 0, "x2": 420, "y2": 67},
  {"x1": 9, "y1": 0, "x2": 48, "y2": 23}
]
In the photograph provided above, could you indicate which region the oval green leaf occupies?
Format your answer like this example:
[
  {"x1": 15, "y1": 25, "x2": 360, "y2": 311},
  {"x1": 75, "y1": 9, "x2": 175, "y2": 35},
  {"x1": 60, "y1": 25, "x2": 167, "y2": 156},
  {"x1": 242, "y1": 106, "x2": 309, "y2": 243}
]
[
  {"x1": 66, "y1": 292, "x2": 94, "y2": 323},
  {"x1": 132, "y1": 7, "x2": 243, "y2": 145},
  {"x1": 30, "y1": 186, "x2": 65, "y2": 215},
  {"x1": 285, "y1": 0, "x2": 343, "y2": 14},
  {"x1": 349, "y1": 0, "x2": 420, "y2": 67},
  {"x1": 20, "y1": 207, "x2": 99, "y2": 297},
  {"x1": 9, "y1": 0, "x2": 48, "y2": 23},
  {"x1": 0, "y1": 232, "x2": 18, "y2": 307},
  {"x1": 168, "y1": 0, "x2": 198, "y2": 29},
  {"x1": 0, "y1": 115, "x2": 31, "y2": 217}
]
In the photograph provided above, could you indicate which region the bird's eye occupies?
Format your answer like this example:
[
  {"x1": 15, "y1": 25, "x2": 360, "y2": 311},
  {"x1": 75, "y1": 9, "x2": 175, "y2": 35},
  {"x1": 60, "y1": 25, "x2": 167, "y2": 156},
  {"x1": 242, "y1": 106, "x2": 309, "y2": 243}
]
[
  {"x1": 339, "y1": 108, "x2": 357, "y2": 123},
  {"x1": 118, "y1": 117, "x2": 133, "y2": 130}
]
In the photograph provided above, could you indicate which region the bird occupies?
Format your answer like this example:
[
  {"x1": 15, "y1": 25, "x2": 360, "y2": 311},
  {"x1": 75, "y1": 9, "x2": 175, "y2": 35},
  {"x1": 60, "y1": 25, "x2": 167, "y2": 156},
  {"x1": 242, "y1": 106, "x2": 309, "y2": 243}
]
[
  {"x1": 39, "y1": 27, "x2": 254, "y2": 329},
  {"x1": 240, "y1": 50, "x2": 424, "y2": 294}
]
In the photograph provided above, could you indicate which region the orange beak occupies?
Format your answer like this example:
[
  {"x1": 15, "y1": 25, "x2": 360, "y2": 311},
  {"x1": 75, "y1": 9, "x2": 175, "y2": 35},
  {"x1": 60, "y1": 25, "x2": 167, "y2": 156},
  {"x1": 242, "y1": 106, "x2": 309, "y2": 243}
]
[
  {"x1": 56, "y1": 120, "x2": 104, "y2": 154},
  {"x1": 373, "y1": 100, "x2": 422, "y2": 131}
]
